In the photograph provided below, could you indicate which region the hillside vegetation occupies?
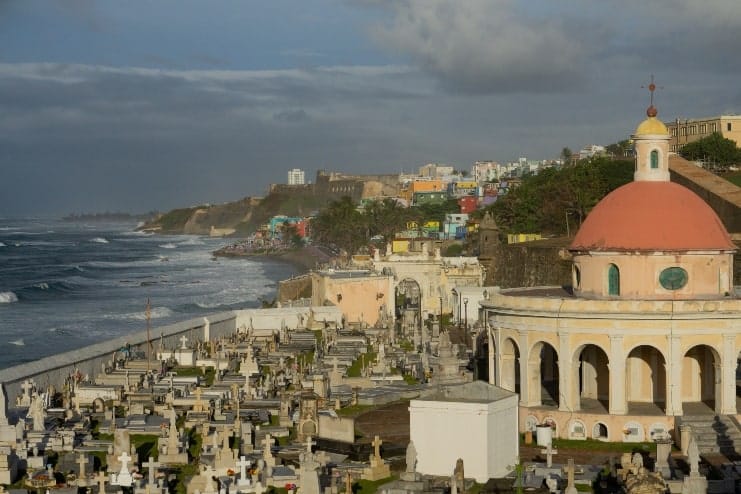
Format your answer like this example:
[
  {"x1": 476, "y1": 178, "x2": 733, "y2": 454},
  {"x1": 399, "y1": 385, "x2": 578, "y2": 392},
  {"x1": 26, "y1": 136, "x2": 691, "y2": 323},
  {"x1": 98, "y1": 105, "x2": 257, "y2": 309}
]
[
  {"x1": 139, "y1": 192, "x2": 327, "y2": 235},
  {"x1": 480, "y1": 157, "x2": 634, "y2": 236}
]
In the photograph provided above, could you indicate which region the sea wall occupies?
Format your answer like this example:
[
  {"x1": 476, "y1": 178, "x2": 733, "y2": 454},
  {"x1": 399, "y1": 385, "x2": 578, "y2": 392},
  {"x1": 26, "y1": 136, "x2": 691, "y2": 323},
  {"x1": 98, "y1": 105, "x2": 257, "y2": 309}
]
[{"x1": 0, "y1": 311, "x2": 237, "y2": 402}]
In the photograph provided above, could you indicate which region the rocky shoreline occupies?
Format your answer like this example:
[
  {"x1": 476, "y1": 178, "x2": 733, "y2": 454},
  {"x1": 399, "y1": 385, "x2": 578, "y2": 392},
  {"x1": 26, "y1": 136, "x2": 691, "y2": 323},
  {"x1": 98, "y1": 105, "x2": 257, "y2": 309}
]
[{"x1": 212, "y1": 244, "x2": 333, "y2": 273}]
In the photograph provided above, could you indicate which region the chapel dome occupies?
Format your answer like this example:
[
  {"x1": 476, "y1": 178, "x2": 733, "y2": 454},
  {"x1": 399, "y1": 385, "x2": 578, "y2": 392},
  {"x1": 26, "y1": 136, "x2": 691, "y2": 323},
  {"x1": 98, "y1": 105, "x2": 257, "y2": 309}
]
[
  {"x1": 569, "y1": 181, "x2": 735, "y2": 252},
  {"x1": 635, "y1": 116, "x2": 669, "y2": 136}
]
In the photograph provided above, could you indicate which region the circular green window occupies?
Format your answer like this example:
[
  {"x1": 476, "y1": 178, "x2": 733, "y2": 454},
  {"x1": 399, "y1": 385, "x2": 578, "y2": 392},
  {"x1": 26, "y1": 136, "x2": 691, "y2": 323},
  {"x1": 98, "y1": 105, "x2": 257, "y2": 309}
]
[{"x1": 659, "y1": 267, "x2": 688, "y2": 290}]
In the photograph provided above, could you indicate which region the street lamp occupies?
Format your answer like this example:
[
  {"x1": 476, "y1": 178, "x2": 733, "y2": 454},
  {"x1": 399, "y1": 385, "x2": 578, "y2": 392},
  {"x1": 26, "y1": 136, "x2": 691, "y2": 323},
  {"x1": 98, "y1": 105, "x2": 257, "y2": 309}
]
[
  {"x1": 451, "y1": 288, "x2": 458, "y2": 327},
  {"x1": 463, "y1": 298, "x2": 469, "y2": 333}
]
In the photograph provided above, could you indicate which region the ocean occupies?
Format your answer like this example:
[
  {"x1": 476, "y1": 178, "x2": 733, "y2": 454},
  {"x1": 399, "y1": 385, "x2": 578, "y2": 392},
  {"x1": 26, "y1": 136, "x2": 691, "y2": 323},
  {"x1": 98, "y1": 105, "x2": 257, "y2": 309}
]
[{"x1": 0, "y1": 218, "x2": 299, "y2": 370}]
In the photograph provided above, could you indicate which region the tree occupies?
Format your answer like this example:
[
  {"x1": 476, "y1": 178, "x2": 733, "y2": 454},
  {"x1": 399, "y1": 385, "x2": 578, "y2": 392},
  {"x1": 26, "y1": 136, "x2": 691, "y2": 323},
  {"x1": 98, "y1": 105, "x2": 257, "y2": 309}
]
[
  {"x1": 310, "y1": 196, "x2": 366, "y2": 254},
  {"x1": 364, "y1": 198, "x2": 414, "y2": 244},
  {"x1": 679, "y1": 132, "x2": 741, "y2": 167},
  {"x1": 560, "y1": 147, "x2": 573, "y2": 162}
]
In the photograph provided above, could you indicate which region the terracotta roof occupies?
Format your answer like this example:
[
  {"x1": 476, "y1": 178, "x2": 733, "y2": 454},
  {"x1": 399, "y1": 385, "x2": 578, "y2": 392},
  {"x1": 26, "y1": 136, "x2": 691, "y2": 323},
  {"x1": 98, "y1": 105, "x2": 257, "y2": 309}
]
[{"x1": 570, "y1": 181, "x2": 736, "y2": 252}]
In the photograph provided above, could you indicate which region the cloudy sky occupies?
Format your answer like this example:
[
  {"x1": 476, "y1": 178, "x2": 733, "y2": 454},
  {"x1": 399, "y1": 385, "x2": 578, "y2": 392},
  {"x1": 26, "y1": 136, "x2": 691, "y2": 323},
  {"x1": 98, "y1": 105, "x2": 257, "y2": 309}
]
[{"x1": 1, "y1": 0, "x2": 740, "y2": 216}]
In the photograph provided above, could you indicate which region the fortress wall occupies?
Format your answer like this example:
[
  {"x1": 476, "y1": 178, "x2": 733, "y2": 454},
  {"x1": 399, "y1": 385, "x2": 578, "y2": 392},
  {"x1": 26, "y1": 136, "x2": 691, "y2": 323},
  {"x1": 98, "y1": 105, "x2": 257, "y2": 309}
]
[
  {"x1": 669, "y1": 155, "x2": 741, "y2": 233},
  {"x1": 0, "y1": 311, "x2": 236, "y2": 402}
]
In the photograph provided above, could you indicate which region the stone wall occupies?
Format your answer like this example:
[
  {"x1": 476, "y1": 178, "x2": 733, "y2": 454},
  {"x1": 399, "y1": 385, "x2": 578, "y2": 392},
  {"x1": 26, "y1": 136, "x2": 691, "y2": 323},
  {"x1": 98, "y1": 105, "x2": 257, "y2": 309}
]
[
  {"x1": 669, "y1": 155, "x2": 741, "y2": 233},
  {"x1": 278, "y1": 275, "x2": 313, "y2": 303},
  {"x1": 0, "y1": 312, "x2": 237, "y2": 402},
  {"x1": 484, "y1": 240, "x2": 573, "y2": 289},
  {"x1": 318, "y1": 414, "x2": 355, "y2": 443}
]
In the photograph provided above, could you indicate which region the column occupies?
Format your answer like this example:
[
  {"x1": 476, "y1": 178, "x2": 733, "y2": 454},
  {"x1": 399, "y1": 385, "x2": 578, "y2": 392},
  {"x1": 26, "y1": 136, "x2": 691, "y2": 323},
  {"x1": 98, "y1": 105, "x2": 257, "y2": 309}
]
[
  {"x1": 518, "y1": 333, "x2": 529, "y2": 406},
  {"x1": 487, "y1": 326, "x2": 496, "y2": 385},
  {"x1": 720, "y1": 335, "x2": 737, "y2": 415},
  {"x1": 666, "y1": 336, "x2": 683, "y2": 416},
  {"x1": 558, "y1": 332, "x2": 575, "y2": 411},
  {"x1": 608, "y1": 335, "x2": 627, "y2": 415}
]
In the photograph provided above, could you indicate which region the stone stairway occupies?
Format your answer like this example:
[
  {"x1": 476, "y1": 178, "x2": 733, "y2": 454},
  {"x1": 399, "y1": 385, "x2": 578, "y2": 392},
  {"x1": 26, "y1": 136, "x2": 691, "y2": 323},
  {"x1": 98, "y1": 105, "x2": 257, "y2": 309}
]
[{"x1": 679, "y1": 415, "x2": 741, "y2": 457}]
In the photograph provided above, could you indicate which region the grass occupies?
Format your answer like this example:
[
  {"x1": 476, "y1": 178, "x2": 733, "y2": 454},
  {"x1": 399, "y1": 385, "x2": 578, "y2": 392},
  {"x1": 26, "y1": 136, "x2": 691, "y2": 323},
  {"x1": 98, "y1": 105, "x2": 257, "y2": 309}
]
[
  {"x1": 130, "y1": 434, "x2": 160, "y2": 461},
  {"x1": 174, "y1": 463, "x2": 199, "y2": 494},
  {"x1": 402, "y1": 374, "x2": 419, "y2": 385},
  {"x1": 352, "y1": 475, "x2": 397, "y2": 494},
  {"x1": 722, "y1": 171, "x2": 741, "y2": 187},
  {"x1": 336, "y1": 404, "x2": 375, "y2": 417},
  {"x1": 347, "y1": 350, "x2": 376, "y2": 377},
  {"x1": 174, "y1": 366, "x2": 216, "y2": 386}
]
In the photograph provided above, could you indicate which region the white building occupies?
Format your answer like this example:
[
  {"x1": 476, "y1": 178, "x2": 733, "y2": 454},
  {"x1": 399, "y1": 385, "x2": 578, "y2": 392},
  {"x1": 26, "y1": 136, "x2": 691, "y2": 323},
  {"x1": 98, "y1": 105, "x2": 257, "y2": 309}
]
[
  {"x1": 409, "y1": 381, "x2": 519, "y2": 482},
  {"x1": 287, "y1": 168, "x2": 305, "y2": 185}
]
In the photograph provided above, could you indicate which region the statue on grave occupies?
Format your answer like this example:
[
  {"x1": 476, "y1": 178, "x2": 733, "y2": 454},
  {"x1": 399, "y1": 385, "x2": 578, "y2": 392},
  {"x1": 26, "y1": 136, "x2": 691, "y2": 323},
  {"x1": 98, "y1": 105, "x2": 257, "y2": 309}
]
[
  {"x1": 29, "y1": 392, "x2": 46, "y2": 432},
  {"x1": 405, "y1": 441, "x2": 417, "y2": 473}
]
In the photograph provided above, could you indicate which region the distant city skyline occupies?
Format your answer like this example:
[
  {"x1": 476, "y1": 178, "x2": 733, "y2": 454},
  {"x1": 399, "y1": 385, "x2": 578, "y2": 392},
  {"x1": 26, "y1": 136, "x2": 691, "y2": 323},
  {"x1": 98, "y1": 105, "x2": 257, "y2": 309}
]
[{"x1": 1, "y1": 0, "x2": 740, "y2": 215}]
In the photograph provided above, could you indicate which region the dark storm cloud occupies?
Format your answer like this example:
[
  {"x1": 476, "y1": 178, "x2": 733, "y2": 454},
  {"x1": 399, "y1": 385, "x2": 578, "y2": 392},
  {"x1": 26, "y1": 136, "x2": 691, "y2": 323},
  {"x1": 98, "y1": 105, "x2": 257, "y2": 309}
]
[{"x1": 365, "y1": 0, "x2": 741, "y2": 96}]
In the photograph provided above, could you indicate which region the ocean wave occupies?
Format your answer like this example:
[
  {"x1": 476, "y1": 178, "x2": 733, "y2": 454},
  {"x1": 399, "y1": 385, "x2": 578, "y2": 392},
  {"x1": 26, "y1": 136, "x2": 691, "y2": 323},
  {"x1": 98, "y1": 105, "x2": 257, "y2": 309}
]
[
  {"x1": 102, "y1": 306, "x2": 173, "y2": 321},
  {"x1": 0, "y1": 291, "x2": 19, "y2": 303},
  {"x1": 33, "y1": 282, "x2": 50, "y2": 290},
  {"x1": 90, "y1": 237, "x2": 109, "y2": 244},
  {"x1": 0, "y1": 242, "x2": 5, "y2": 247},
  {"x1": 8, "y1": 339, "x2": 24, "y2": 346},
  {"x1": 159, "y1": 243, "x2": 177, "y2": 249},
  {"x1": 179, "y1": 237, "x2": 205, "y2": 246}
]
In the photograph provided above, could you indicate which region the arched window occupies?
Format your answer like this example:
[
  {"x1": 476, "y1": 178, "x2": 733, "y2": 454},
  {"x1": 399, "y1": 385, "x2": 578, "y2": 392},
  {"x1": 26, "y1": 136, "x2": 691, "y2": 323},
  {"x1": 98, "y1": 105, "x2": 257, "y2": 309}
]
[
  {"x1": 608, "y1": 264, "x2": 620, "y2": 296},
  {"x1": 650, "y1": 150, "x2": 659, "y2": 169}
]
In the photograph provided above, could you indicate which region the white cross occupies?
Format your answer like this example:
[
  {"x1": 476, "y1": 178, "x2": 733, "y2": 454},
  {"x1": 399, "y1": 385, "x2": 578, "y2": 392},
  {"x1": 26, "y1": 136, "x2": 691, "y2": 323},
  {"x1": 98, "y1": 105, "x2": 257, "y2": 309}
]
[
  {"x1": 117, "y1": 451, "x2": 132, "y2": 473},
  {"x1": 540, "y1": 442, "x2": 558, "y2": 468},
  {"x1": 180, "y1": 335, "x2": 188, "y2": 349},
  {"x1": 21, "y1": 379, "x2": 34, "y2": 398},
  {"x1": 143, "y1": 456, "x2": 160, "y2": 487},
  {"x1": 305, "y1": 434, "x2": 316, "y2": 453},
  {"x1": 236, "y1": 456, "x2": 251, "y2": 481}
]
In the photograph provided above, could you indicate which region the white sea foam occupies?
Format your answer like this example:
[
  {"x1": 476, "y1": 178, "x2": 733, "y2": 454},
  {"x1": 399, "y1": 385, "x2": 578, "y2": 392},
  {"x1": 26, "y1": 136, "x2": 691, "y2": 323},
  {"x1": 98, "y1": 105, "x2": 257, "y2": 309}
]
[
  {"x1": 0, "y1": 242, "x2": 5, "y2": 247},
  {"x1": 9, "y1": 339, "x2": 24, "y2": 346},
  {"x1": 179, "y1": 237, "x2": 205, "y2": 246},
  {"x1": 102, "y1": 306, "x2": 173, "y2": 321},
  {"x1": 90, "y1": 237, "x2": 109, "y2": 244},
  {"x1": 34, "y1": 282, "x2": 50, "y2": 290},
  {"x1": 0, "y1": 291, "x2": 19, "y2": 303},
  {"x1": 159, "y1": 243, "x2": 177, "y2": 249}
]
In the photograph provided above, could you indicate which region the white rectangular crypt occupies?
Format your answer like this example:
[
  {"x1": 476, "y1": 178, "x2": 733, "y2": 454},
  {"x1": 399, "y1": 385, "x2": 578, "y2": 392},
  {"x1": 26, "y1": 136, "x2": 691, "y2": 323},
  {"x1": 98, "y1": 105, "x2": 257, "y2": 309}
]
[{"x1": 408, "y1": 381, "x2": 518, "y2": 482}]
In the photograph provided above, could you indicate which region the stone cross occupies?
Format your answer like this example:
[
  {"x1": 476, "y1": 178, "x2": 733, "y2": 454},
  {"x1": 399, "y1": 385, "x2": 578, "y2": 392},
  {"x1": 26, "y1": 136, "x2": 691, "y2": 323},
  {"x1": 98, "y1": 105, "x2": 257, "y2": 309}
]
[
  {"x1": 144, "y1": 456, "x2": 160, "y2": 488},
  {"x1": 262, "y1": 434, "x2": 273, "y2": 460},
  {"x1": 540, "y1": 442, "x2": 557, "y2": 468},
  {"x1": 305, "y1": 435, "x2": 316, "y2": 453},
  {"x1": 21, "y1": 379, "x2": 34, "y2": 399},
  {"x1": 180, "y1": 335, "x2": 188, "y2": 349},
  {"x1": 564, "y1": 458, "x2": 578, "y2": 494},
  {"x1": 95, "y1": 471, "x2": 109, "y2": 493},
  {"x1": 236, "y1": 456, "x2": 251, "y2": 482},
  {"x1": 77, "y1": 453, "x2": 87, "y2": 479},
  {"x1": 372, "y1": 435, "x2": 382, "y2": 460},
  {"x1": 115, "y1": 451, "x2": 133, "y2": 486},
  {"x1": 194, "y1": 387, "x2": 204, "y2": 412}
]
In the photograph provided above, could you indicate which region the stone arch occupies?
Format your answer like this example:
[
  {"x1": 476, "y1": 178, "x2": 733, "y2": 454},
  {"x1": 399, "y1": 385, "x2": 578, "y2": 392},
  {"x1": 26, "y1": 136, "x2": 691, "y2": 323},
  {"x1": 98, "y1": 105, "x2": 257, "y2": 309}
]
[
  {"x1": 528, "y1": 341, "x2": 559, "y2": 407},
  {"x1": 682, "y1": 344, "x2": 721, "y2": 413},
  {"x1": 500, "y1": 337, "x2": 520, "y2": 394},
  {"x1": 92, "y1": 398, "x2": 105, "y2": 413},
  {"x1": 474, "y1": 329, "x2": 494, "y2": 382},
  {"x1": 574, "y1": 343, "x2": 610, "y2": 412},
  {"x1": 592, "y1": 422, "x2": 609, "y2": 440},
  {"x1": 395, "y1": 278, "x2": 421, "y2": 342},
  {"x1": 626, "y1": 345, "x2": 667, "y2": 413}
]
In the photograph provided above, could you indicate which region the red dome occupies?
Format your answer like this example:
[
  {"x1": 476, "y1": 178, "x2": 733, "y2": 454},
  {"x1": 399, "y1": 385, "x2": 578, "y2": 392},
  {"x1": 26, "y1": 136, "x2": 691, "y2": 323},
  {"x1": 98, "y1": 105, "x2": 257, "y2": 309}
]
[{"x1": 570, "y1": 181, "x2": 735, "y2": 252}]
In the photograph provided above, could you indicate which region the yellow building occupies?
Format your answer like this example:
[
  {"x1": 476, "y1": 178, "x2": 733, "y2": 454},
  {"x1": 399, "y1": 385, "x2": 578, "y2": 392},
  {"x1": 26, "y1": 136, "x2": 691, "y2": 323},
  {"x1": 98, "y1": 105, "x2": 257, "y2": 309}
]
[
  {"x1": 481, "y1": 103, "x2": 740, "y2": 444},
  {"x1": 666, "y1": 115, "x2": 741, "y2": 152}
]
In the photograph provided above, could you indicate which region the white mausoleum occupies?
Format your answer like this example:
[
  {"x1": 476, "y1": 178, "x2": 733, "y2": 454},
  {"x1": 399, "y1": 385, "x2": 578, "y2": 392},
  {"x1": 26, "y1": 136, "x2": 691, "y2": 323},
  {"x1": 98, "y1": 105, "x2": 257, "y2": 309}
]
[{"x1": 409, "y1": 381, "x2": 519, "y2": 482}]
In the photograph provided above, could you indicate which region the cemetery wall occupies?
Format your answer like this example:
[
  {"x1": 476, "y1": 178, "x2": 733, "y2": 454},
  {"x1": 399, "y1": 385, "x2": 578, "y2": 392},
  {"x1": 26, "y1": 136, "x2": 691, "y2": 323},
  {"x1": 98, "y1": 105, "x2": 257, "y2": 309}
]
[
  {"x1": 0, "y1": 312, "x2": 236, "y2": 402},
  {"x1": 317, "y1": 414, "x2": 355, "y2": 443}
]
